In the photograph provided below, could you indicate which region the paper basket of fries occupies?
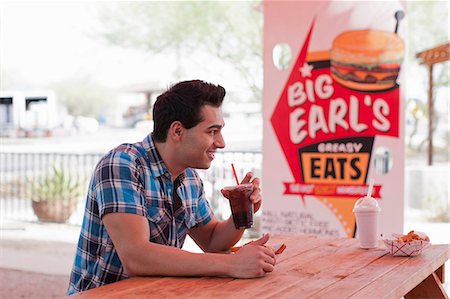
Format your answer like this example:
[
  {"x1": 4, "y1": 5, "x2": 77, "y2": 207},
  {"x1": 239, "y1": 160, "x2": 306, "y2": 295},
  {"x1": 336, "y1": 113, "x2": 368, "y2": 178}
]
[{"x1": 383, "y1": 231, "x2": 430, "y2": 257}]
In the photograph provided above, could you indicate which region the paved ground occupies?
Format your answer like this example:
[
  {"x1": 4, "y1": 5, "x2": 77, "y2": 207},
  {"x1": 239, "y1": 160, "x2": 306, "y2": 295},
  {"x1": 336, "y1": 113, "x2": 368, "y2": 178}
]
[
  {"x1": 1, "y1": 238, "x2": 77, "y2": 276},
  {"x1": 0, "y1": 222, "x2": 79, "y2": 298},
  {"x1": 0, "y1": 268, "x2": 69, "y2": 299}
]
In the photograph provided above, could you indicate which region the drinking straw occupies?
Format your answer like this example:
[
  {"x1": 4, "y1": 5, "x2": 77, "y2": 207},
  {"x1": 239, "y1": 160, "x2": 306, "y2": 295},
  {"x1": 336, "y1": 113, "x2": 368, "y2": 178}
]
[
  {"x1": 231, "y1": 163, "x2": 240, "y2": 185},
  {"x1": 366, "y1": 178, "x2": 375, "y2": 198}
]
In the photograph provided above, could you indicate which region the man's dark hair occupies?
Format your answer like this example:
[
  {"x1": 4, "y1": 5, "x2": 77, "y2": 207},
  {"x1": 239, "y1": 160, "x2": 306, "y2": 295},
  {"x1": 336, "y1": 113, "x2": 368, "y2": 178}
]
[{"x1": 152, "y1": 80, "x2": 226, "y2": 142}]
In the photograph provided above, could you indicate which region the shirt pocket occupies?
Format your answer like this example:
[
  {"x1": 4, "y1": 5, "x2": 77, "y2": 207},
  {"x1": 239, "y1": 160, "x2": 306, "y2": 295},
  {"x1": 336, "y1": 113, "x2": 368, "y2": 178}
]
[
  {"x1": 147, "y1": 205, "x2": 166, "y2": 223},
  {"x1": 144, "y1": 189, "x2": 162, "y2": 217},
  {"x1": 144, "y1": 190, "x2": 172, "y2": 235}
]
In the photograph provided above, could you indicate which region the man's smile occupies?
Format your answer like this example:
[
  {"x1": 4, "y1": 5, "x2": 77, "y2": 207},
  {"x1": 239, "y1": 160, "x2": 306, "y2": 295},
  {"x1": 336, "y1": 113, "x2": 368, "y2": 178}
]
[{"x1": 207, "y1": 150, "x2": 216, "y2": 160}]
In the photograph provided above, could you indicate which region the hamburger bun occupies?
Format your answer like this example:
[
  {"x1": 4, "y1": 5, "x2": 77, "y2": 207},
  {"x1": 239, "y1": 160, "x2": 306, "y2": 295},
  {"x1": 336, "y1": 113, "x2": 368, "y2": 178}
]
[{"x1": 330, "y1": 30, "x2": 404, "y2": 91}]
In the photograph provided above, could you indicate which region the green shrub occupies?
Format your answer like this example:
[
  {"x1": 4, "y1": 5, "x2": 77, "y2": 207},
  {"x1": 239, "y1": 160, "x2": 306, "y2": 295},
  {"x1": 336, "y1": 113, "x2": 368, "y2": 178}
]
[{"x1": 30, "y1": 166, "x2": 82, "y2": 202}]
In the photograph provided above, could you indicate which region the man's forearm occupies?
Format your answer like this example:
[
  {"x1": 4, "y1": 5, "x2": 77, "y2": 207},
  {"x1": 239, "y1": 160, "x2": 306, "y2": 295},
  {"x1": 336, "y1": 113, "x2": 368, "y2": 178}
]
[
  {"x1": 124, "y1": 242, "x2": 234, "y2": 277},
  {"x1": 205, "y1": 217, "x2": 245, "y2": 252},
  {"x1": 104, "y1": 213, "x2": 238, "y2": 277}
]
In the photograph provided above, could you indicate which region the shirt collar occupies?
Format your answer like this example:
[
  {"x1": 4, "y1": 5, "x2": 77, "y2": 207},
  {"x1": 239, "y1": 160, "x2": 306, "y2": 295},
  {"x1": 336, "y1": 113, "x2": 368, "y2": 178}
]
[
  {"x1": 142, "y1": 133, "x2": 187, "y2": 183},
  {"x1": 142, "y1": 133, "x2": 170, "y2": 179}
]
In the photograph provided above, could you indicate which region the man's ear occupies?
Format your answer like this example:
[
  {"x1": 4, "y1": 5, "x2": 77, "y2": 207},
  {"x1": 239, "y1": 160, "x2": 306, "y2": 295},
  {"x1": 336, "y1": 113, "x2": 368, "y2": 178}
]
[{"x1": 169, "y1": 121, "x2": 184, "y2": 140}]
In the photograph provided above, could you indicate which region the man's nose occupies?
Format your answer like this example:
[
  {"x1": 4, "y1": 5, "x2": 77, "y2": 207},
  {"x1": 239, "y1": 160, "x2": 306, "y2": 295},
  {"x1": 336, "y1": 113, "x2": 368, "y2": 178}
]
[{"x1": 214, "y1": 132, "x2": 225, "y2": 148}]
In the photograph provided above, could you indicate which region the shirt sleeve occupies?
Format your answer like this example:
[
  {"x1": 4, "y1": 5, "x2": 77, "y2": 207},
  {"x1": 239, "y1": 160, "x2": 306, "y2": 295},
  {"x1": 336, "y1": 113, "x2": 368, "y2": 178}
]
[{"x1": 93, "y1": 149, "x2": 147, "y2": 219}]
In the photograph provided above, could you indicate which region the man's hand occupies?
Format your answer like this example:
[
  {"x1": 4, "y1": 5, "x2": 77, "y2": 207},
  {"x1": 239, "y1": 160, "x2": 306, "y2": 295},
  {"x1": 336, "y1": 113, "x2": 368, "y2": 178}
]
[
  {"x1": 228, "y1": 234, "x2": 276, "y2": 278},
  {"x1": 240, "y1": 172, "x2": 262, "y2": 213}
]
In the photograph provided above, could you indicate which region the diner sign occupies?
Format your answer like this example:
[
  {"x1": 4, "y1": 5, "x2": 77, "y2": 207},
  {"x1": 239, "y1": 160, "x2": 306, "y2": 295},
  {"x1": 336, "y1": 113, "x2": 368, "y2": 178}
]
[{"x1": 262, "y1": 1, "x2": 405, "y2": 237}]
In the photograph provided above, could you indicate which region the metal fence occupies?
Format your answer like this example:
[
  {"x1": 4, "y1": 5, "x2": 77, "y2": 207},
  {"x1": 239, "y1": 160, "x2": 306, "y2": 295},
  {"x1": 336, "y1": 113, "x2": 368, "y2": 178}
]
[{"x1": 0, "y1": 151, "x2": 262, "y2": 225}]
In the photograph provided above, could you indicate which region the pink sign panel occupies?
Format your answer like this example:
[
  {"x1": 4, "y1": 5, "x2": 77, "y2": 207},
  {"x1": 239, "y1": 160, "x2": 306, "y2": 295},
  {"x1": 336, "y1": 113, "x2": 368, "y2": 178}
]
[{"x1": 262, "y1": 0, "x2": 405, "y2": 237}]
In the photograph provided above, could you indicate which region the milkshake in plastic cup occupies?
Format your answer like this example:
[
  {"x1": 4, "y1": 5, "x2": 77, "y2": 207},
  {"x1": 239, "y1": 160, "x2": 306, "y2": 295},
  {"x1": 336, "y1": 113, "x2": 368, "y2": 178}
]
[
  {"x1": 221, "y1": 183, "x2": 254, "y2": 229},
  {"x1": 353, "y1": 195, "x2": 381, "y2": 248}
]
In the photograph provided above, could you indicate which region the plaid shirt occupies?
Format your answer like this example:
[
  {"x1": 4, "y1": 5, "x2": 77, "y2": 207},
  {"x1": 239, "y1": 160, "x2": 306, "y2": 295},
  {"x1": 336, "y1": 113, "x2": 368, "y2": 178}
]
[{"x1": 67, "y1": 134, "x2": 214, "y2": 295}]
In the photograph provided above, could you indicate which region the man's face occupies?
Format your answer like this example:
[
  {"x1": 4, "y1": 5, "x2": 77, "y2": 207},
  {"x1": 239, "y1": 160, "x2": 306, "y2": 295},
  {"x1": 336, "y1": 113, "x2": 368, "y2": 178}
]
[{"x1": 180, "y1": 105, "x2": 225, "y2": 169}]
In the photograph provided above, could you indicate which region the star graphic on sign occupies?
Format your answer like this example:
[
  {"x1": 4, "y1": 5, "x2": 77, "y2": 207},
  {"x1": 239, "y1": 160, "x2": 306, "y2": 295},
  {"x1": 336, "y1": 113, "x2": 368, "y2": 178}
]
[{"x1": 299, "y1": 62, "x2": 313, "y2": 77}]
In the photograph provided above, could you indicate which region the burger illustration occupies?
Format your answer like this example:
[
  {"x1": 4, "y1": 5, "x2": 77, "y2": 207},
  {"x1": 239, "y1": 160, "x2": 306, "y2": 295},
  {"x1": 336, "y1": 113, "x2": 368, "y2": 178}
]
[{"x1": 330, "y1": 29, "x2": 404, "y2": 92}]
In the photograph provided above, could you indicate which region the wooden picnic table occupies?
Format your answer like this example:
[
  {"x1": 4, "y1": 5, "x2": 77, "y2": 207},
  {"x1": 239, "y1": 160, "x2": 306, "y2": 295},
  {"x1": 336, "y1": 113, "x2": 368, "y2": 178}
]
[{"x1": 69, "y1": 234, "x2": 449, "y2": 298}]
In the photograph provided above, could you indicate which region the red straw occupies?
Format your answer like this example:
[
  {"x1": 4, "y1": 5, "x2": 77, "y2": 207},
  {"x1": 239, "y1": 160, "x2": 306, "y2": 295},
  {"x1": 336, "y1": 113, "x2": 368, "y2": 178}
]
[{"x1": 231, "y1": 163, "x2": 240, "y2": 185}]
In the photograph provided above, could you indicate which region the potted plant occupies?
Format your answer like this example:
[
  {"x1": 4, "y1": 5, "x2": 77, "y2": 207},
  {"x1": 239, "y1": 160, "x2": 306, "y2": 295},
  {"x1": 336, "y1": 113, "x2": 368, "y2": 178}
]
[{"x1": 30, "y1": 165, "x2": 82, "y2": 223}]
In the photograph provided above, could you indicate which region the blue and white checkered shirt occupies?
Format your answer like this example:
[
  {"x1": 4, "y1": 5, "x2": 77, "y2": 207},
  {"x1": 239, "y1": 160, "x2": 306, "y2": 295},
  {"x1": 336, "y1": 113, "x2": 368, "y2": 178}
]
[{"x1": 67, "y1": 134, "x2": 214, "y2": 295}]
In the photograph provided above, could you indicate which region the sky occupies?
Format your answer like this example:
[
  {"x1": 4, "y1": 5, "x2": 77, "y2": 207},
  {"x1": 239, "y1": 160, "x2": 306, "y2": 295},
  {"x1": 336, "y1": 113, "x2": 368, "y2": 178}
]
[
  {"x1": 0, "y1": 1, "x2": 255, "y2": 97},
  {"x1": 0, "y1": 2, "x2": 183, "y2": 90}
]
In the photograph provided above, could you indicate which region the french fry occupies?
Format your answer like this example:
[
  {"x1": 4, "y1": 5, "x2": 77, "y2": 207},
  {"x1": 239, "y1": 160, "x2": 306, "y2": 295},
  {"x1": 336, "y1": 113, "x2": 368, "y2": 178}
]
[
  {"x1": 396, "y1": 230, "x2": 429, "y2": 242},
  {"x1": 274, "y1": 243, "x2": 287, "y2": 254}
]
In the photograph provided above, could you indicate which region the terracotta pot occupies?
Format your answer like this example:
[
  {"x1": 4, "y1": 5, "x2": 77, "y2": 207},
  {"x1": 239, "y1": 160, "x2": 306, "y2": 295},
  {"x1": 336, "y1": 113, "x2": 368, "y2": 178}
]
[{"x1": 32, "y1": 199, "x2": 77, "y2": 223}]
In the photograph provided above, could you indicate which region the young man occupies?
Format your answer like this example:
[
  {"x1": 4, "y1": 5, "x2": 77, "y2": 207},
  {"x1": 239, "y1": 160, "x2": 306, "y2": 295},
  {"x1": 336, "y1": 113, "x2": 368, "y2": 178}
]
[{"x1": 67, "y1": 80, "x2": 276, "y2": 295}]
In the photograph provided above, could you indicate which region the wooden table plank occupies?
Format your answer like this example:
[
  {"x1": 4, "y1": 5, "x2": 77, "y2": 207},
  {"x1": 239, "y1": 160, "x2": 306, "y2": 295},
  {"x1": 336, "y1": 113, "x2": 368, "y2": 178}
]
[
  {"x1": 309, "y1": 246, "x2": 411, "y2": 298},
  {"x1": 266, "y1": 239, "x2": 388, "y2": 298},
  {"x1": 268, "y1": 234, "x2": 341, "y2": 263},
  {"x1": 348, "y1": 244, "x2": 450, "y2": 299},
  {"x1": 71, "y1": 277, "x2": 160, "y2": 298},
  {"x1": 73, "y1": 276, "x2": 233, "y2": 298},
  {"x1": 195, "y1": 274, "x2": 305, "y2": 299},
  {"x1": 128, "y1": 277, "x2": 234, "y2": 298},
  {"x1": 159, "y1": 234, "x2": 344, "y2": 299}
]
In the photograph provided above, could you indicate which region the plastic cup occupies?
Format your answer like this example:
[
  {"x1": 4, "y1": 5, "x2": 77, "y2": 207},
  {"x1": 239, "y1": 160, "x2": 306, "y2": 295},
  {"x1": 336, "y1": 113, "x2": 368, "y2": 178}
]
[
  {"x1": 353, "y1": 180, "x2": 380, "y2": 249},
  {"x1": 354, "y1": 209, "x2": 380, "y2": 248},
  {"x1": 222, "y1": 183, "x2": 254, "y2": 229}
]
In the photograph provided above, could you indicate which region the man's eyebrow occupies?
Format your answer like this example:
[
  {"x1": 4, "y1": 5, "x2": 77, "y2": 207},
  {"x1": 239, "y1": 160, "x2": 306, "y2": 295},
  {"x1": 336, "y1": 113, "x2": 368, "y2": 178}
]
[{"x1": 207, "y1": 124, "x2": 224, "y2": 130}]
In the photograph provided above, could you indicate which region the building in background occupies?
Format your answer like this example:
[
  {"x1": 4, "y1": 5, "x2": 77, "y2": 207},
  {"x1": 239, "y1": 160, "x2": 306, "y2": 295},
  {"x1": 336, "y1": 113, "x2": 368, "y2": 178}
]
[
  {"x1": 0, "y1": 90, "x2": 58, "y2": 137},
  {"x1": 114, "y1": 81, "x2": 163, "y2": 130}
]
